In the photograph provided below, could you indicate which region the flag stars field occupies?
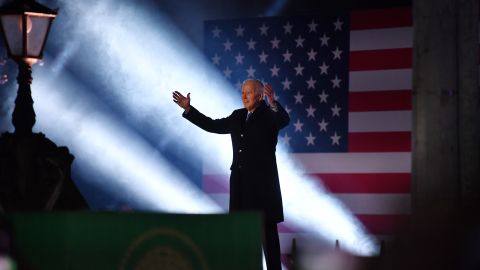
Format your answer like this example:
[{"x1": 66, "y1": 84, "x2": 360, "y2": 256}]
[{"x1": 205, "y1": 14, "x2": 349, "y2": 154}]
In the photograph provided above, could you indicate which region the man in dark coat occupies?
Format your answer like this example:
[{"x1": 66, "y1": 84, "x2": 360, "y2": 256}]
[{"x1": 172, "y1": 79, "x2": 290, "y2": 270}]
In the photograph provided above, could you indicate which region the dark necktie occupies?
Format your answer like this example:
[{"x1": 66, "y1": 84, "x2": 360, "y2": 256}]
[{"x1": 246, "y1": 112, "x2": 252, "y2": 122}]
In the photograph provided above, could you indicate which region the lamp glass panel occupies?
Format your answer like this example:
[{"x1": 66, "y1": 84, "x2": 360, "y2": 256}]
[
  {"x1": 26, "y1": 16, "x2": 51, "y2": 57},
  {"x1": 0, "y1": 15, "x2": 23, "y2": 56}
]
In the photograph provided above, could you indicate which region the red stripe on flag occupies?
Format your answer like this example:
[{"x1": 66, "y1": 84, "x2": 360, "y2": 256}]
[
  {"x1": 356, "y1": 214, "x2": 409, "y2": 235},
  {"x1": 349, "y1": 90, "x2": 412, "y2": 112},
  {"x1": 310, "y1": 173, "x2": 411, "y2": 193},
  {"x1": 350, "y1": 7, "x2": 412, "y2": 30},
  {"x1": 348, "y1": 132, "x2": 411, "y2": 152},
  {"x1": 349, "y1": 48, "x2": 412, "y2": 71}
]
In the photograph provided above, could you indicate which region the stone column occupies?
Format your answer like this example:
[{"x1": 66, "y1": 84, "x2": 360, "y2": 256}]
[{"x1": 412, "y1": 0, "x2": 479, "y2": 217}]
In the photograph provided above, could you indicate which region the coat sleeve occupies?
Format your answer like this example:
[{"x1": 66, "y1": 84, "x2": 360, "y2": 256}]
[
  {"x1": 183, "y1": 106, "x2": 232, "y2": 134},
  {"x1": 271, "y1": 102, "x2": 290, "y2": 130}
]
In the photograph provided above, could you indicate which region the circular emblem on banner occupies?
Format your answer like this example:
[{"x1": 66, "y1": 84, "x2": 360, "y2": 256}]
[{"x1": 119, "y1": 228, "x2": 208, "y2": 270}]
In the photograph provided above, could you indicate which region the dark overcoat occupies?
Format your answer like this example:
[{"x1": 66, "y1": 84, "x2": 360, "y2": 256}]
[{"x1": 183, "y1": 100, "x2": 290, "y2": 223}]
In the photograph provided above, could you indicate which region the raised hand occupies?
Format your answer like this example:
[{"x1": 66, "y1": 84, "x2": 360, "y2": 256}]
[
  {"x1": 264, "y1": 84, "x2": 276, "y2": 107},
  {"x1": 172, "y1": 91, "x2": 191, "y2": 112}
]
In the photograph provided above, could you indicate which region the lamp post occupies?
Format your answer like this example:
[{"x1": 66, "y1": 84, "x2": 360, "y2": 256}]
[
  {"x1": 0, "y1": 0, "x2": 56, "y2": 135},
  {"x1": 0, "y1": 0, "x2": 87, "y2": 211}
]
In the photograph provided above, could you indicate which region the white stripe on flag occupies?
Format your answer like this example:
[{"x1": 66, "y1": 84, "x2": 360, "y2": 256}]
[
  {"x1": 349, "y1": 111, "x2": 412, "y2": 132},
  {"x1": 350, "y1": 27, "x2": 413, "y2": 51},
  {"x1": 335, "y1": 194, "x2": 411, "y2": 214},
  {"x1": 290, "y1": 152, "x2": 411, "y2": 173},
  {"x1": 349, "y1": 69, "x2": 412, "y2": 92}
]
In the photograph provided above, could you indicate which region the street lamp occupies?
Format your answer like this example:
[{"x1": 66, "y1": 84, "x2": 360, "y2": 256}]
[
  {"x1": 0, "y1": 0, "x2": 57, "y2": 135},
  {"x1": 0, "y1": 0, "x2": 87, "y2": 211}
]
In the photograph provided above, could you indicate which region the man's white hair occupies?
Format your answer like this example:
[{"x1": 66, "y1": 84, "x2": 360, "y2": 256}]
[{"x1": 242, "y1": 79, "x2": 265, "y2": 96}]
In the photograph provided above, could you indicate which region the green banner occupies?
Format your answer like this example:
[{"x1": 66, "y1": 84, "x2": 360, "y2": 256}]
[{"x1": 2, "y1": 212, "x2": 262, "y2": 270}]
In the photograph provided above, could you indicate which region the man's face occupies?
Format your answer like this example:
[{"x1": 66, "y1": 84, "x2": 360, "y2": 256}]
[{"x1": 242, "y1": 81, "x2": 262, "y2": 111}]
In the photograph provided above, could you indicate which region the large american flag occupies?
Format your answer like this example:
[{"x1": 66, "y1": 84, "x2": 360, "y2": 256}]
[{"x1": 203, "y1": 7, "x2": 412, "y2": 255}]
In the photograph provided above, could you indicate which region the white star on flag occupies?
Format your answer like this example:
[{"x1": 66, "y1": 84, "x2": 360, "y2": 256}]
[
  {"x1": 258, "y1": 51, "x2": 269, "y2": 63},
  {"x1": 259, "y1": 24, "x2": 269, "y2": 35},
  {"x1": 283, "y1": 22, "x2": 293, "y2": 34},
  {"x1": 306, "y1": 77, "x2": 316, "y2": 89},
  {"x1": 212, "y1": 54, "x2": 221, "y2": 65},
  {"x1": 223, "y1": 66, "x2": 232, "y2": 78},
  {"x1": 318, "y1": 90, "x2": 328, "y2": 103},
  {"x1": 270, "y1": 37, "x2": 280, "y2": 49},
  {"x1": 306, "y1": 132, "x2": 316, "y2": 145},
  {"x1": 330, "y1": 132, "x2": 341, "y2": 145},
  {"x1": 306, "y1": 104, "x2": 316, "y2": 117},
  {"x1": 281, "y1": 133, "x2": 291, "y2": 145},
  {"x1": 246, "y1": 66, "x2": 256, "y2": 77},
  {"x1": 333, "y1": 18, "x2": 344, "y2": 31},
  {"x1": 331, "y1": 104, "x2": 341, "y2": 117},
  {"x1": 295, "y1": 35, "x2": 305, "y2": 47},
  {"x1": 270, "y1": 65, "x2": 280, "y2": 77},
  {"x1": 235, "y1": 25, "x2": 245, "y2": 36},
  {"x1": 308, "y1": 20, "x2": 318, "y2": 32},
  {"x1": 320, "y1": 33, "x2": 330, "y2": 46},
  {"x1": 282, "y1": 50, "x2": 293, "y2": 62},
  {"x1": 294, "y1": 119, "x2": 304, "y2": 132},
  {"x1": 294, "y1": 91, "x2": 304, "y2": 104},
  {"x1": 307, "y1": 48, "x2": 318, "y2": 61},
  {"x1": 332, "y1": 47, "x2": 342, "y2": 60},
  {"x1": 234, "y1": 53, "x2": 244, "y2": 64},
  {"x1": 319, "y1": 62, "x2": 329, "y2": 74},
  {"x1": 294, "y1": 63, "x2": 304, "y2": 76},
  {"x1": 281, "y1": 77, "x2": 292, "y2": 90},
  {"x1": 247, "y1": 38, "x2": 256, "y2": 50},
  {"x1": 235, "y1": 80, "x2": 242, "y2": 90},
  {"x1": 284, "y1": 105, "x2": 292, "y2": 114},
  {"x1": 223, "y1": 40, "x2": 233, "y2": 51},
  {"x1": 212, "y1": 26, "x2": 221, "y2": 38},
  {"x1": 318, "y1": 118, "x2": 328, "y2": 132},
  {"x1": 331, "y1": 75, "x2": 341, "y2": 88}
]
